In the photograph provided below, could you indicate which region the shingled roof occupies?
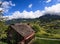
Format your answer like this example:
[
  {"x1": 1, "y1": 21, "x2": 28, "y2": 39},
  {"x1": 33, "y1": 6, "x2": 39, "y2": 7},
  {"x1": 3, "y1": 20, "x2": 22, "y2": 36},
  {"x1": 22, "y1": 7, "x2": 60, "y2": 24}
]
[{"x1": 10, "y1": 23, "x2": 35, "y2": 38}]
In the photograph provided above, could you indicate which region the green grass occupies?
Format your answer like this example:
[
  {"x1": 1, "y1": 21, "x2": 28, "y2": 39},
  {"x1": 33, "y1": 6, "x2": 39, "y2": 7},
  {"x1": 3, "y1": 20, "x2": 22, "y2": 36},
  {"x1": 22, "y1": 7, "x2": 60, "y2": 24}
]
[{"x1": 32, "y1": 39, "x2": 60, "y2": 44}]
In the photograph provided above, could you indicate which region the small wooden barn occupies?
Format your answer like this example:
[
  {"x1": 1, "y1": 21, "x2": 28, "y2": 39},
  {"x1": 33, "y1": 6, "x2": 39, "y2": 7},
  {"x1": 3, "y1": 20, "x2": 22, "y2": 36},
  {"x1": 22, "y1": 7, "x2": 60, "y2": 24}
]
[{"x1": 7, "y1": 23, "x2": 35, "y2": 44}]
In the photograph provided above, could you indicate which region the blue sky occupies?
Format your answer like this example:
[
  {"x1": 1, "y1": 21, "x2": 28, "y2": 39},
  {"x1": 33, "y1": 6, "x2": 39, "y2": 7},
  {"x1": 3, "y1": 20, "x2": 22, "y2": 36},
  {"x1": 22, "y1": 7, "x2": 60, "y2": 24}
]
[
  {"x1": 5, "y1": 0, "x2": 58, "y2": 12},
  {"x1": 0, "y1": 0, "x2": 60, "y2": 19}
]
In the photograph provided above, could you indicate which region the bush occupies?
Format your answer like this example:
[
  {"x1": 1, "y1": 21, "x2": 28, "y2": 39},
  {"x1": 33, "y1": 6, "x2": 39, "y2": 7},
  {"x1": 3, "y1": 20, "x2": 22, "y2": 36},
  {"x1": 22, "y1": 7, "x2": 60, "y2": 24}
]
[
  {"x1": 0, "y1": 41, "x2": 8, "y2": 44},
  {"x1": 0, "y1": 21, "x2": 8, "y2": 39}
]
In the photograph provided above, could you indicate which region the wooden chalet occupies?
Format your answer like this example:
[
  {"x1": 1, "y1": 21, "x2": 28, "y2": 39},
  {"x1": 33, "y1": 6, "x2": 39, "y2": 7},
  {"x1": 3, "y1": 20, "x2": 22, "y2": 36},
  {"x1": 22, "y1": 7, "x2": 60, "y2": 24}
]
[{"x1": 7, "y1": 23, "x2": 35, "y2": 44}]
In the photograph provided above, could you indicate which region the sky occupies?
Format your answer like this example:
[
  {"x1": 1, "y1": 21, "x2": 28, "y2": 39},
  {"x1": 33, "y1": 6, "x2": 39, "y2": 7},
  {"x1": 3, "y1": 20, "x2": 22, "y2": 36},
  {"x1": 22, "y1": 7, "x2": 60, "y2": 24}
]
[{"x1": 0, "y1": 0, "x2": 60, "y2": 20}]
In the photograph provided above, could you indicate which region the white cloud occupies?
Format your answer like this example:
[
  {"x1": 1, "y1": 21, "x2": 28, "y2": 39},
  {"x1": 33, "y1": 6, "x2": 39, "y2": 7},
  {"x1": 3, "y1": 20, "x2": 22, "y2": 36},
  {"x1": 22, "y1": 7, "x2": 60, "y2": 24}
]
[
  {"x1": 0, "y1": 8, "x2": 3, "y2": 11},
  {"x1": 44, "y1": 3, "x2": 60, "y2": 14},
  {"x1": 28, "y1": 4, "x2": 32, "y2": 8},
  {"x1": 46, "y1": 0, "x2": 51, "y2": 3},
  {"x1": 3, "y1": 1, "x2": 60, "y2": 20},
  {"x1": 9, "y1": 1, "x2": 15, "y2": 6},
  {"x1": 0, "y1": 1, "x2": 15, "y2": 13},
  {"x1": 6, "y1": 10, "x2": 43, "y2": 20}
]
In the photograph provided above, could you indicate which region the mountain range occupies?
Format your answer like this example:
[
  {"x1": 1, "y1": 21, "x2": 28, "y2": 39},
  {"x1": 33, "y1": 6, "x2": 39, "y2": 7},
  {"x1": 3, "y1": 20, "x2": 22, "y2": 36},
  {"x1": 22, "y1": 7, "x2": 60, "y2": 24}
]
[{"x1": 5, "y1": 13, "x2": 60, "y2": 25}]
